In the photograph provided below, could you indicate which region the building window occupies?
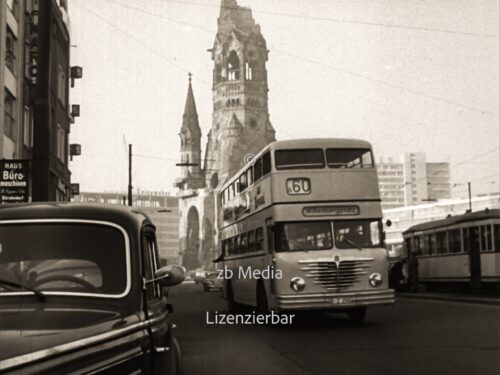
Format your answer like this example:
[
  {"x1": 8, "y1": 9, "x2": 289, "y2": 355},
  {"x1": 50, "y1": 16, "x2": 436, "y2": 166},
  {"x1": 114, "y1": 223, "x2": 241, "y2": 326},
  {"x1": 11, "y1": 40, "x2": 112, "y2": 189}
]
[
  {"x1": 5, "y1": 27, "x2": 17, "y2": 74},
  {"x1": 23, "y1": 106, "x2": 34, "y2": 147},
  {"x1": 245, "y1": 62, "x2": 253, "y2": 80},
  {"x1": 4, "y1": 90, "x2": 16, "y2": 139},
  {"x1": 227, "y1": 50, "x2": 240, "y2": 81},
  {"x1": 56, "y1": 124, "x2": 66, "y2": 162},
  {"x1": 57, "y1": 65, "x2": 67, "y2": 105}
]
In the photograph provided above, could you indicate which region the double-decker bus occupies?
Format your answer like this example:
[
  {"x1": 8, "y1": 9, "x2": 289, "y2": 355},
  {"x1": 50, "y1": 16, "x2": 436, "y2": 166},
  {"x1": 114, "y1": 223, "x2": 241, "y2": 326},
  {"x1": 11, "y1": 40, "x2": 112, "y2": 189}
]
[
  {"x1": 217, "y1": 138, "x2": 395, "y2": 322},
  {"x1": 402, "y1": 209, "x2": 500, "y2": 292}
]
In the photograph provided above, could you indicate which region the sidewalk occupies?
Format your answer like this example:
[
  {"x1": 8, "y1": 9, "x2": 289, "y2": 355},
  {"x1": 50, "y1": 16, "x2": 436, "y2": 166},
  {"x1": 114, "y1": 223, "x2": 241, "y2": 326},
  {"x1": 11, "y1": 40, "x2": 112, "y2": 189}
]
[{"x1": 397, "y1": 292, "x2": 500, "y2": 305}]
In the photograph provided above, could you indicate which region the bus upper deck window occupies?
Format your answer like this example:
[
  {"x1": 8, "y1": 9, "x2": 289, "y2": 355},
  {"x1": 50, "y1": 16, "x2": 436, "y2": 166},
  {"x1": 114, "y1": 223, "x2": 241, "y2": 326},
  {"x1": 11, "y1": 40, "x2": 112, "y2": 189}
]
[
  {"x1": 239, "y1": 173, "x2": 247, "y2": 191},
  {"x1": 254, "y1": 158, "x2": 263, "y2": 181},
  {"x1": 262, "y1": 152, "x2": 271, "y2": 176},
  {"x1": 246, "y1": 168, "x2": 253, "y2": 186},
  {"x1": 275, "y1": 149, "x2": 325, "y2": 170},
  {"x1": 228, "y1": 184, "x2": 234, "y2": 199},
  {"x1": 326, "y1": 148, "x2": 373, "y2": 169}
]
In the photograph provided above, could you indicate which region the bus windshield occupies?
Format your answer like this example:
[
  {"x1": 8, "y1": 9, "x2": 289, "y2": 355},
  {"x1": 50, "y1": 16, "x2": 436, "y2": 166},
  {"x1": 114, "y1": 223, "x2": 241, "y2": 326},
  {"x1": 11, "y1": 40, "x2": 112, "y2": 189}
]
[
  {"x1": 275, "y1": 149, "x2": 325, "y2": 170},
  {"x1": 275, "y1": 221, "x2": 333, "y2": 251},
  {"x1": 274, "y1": 219, "x2": 382, "y2": 252},
  {"x1": 334, "y1": 220, "x2": 382, "y2": 248},
  {"x1": 326, "y1": 148, "x2": 373, "y2": 169}
]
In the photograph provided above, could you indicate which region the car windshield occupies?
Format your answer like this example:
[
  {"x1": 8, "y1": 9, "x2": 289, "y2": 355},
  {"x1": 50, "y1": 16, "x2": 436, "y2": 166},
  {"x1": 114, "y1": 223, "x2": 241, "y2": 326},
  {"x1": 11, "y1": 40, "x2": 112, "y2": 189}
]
[
  {"x1": 275, "y1": 221, "x2": 333, "y2": 251},
  {"x1": 334, "y1": 220, "x2": 382, "y2": 248},
  {"x1": 0, "y1": 222, "x2": 128, "y2": 296}
]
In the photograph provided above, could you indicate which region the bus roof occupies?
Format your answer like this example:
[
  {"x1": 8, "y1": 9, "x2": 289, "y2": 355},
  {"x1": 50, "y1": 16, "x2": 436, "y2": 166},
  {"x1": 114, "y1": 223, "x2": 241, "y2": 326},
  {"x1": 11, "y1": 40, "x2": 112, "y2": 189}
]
[
  {"x1": 221, "y1": 138, "x2": 374, "y2": 188},
  {"x1": 402, "y1": 208, "x2": 500, "y2": 235}
]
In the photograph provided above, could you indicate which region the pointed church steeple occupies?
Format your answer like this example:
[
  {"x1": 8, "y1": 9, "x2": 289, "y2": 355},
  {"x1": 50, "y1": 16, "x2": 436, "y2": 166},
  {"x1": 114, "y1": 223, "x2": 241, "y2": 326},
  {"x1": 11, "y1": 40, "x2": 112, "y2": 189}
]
[
  {"x1": 182, "y1": 73, "x2": 201, "y2": 137},
  {"x1": 176, "y1": 74, "x2": 204, "y2": 190}
]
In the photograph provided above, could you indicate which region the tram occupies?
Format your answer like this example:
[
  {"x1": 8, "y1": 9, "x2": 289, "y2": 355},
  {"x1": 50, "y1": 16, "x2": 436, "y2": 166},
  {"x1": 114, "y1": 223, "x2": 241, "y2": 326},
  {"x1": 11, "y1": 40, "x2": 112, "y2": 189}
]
[{"x1": 402, "y1": 209, "x2": 500, "y2": 291}]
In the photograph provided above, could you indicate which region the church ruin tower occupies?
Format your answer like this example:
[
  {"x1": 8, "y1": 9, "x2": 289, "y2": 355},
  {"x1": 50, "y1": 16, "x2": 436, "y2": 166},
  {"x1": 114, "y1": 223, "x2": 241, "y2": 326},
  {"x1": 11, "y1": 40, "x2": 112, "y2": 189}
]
[
  {"x1": 176, "y1": 75, "x2": 205, "y2": 191},
  {"x1": 204, "y1": 0, "x2": 276, "y2": 187}
]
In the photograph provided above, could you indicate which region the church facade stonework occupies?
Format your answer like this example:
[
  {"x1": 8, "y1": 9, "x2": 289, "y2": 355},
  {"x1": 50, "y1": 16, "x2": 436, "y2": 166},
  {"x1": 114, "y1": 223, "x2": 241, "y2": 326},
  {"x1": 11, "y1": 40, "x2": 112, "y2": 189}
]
[{"x1": 176, "y1": 0, "x2": 275, "y2": 270}]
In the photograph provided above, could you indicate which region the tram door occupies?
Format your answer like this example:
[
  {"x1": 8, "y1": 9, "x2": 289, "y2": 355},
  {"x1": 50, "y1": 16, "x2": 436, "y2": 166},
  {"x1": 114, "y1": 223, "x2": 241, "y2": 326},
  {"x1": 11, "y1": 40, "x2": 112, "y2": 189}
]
[{"x1": 466, "y1": 227, "x2": 481, "y2": 288}]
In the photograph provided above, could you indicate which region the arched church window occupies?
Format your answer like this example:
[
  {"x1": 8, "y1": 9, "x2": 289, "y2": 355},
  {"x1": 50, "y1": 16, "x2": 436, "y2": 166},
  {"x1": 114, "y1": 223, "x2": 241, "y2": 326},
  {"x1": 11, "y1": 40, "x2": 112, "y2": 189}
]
[
  {"x1": 245, "y1": 62, "x2": 253, "y2": 80},
  {"x1": 227, "y1": 50, "x2": 240, "y2": 81},
  {"x1": 249, "y1": 119, "x2": 257, "y2": 129}
]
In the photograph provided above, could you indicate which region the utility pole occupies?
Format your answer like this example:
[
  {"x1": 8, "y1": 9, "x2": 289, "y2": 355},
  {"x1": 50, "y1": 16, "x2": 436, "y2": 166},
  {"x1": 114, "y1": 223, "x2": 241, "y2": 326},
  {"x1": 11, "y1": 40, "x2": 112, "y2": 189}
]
[
  {"x1": 128, "y1": 144, "x2": 133, "y2": 206},
  {"x1": 468, "y1": 181, "x2": 472, "y2": 212},
  {"x1": 32, "y1": 0, "x2": 52, "y2": 201}
]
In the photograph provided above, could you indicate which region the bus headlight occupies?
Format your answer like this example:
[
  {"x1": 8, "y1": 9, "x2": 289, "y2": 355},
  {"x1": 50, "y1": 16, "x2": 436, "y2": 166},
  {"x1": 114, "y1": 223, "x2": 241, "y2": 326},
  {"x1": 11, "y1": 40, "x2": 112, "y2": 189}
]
[
  {"x1": 369, "y1": 273, "x2": 383, "y2": 287},
  {"x1": 290, "y1": 277, "x2": 306, "y2": 291}
]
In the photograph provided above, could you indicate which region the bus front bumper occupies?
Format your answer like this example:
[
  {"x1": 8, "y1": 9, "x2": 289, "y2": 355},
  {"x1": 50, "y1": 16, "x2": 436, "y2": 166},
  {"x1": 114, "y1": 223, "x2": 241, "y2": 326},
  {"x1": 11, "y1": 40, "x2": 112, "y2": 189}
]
[{"x1": 276, "y1": 289, "x2": 395, "y2": 311}]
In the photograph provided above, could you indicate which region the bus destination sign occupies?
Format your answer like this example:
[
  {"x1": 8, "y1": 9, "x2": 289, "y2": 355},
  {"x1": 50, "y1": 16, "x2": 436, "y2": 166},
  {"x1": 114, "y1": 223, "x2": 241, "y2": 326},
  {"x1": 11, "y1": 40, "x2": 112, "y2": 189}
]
[
  {"x1": 0, "y1": 160, "x2": 30, "y2": 204},
  {"x1": 302, "y1": 205, "x2": 360, "y2": 217}
]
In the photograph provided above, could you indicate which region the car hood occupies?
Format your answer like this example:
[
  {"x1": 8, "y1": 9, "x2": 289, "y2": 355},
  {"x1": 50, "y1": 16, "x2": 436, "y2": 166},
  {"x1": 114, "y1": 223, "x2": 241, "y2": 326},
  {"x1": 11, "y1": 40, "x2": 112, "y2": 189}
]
[{"x1": 0, "y1": 304, "x2": 140, "y2": 367}]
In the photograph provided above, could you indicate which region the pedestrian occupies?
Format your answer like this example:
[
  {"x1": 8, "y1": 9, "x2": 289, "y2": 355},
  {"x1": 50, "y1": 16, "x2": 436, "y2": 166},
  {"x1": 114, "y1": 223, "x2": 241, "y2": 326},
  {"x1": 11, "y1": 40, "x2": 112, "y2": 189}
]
[{"x1": 408, "y1": 252, "x2": 419, "y2": 292}]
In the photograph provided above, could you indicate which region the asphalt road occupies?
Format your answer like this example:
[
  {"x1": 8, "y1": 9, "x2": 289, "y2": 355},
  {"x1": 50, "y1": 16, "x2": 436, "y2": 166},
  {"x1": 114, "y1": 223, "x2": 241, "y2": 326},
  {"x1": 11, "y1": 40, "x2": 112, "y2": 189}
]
[{"x1": 169, "y1": 283, "x2": 500, "y2": 375}]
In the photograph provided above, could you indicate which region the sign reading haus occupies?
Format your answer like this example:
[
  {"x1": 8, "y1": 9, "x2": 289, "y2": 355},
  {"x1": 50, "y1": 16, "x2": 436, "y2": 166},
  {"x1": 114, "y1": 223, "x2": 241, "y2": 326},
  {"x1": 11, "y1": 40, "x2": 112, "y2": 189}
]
[{"x1": 0, "y1": 160, "x2": 30, "y2": 204}]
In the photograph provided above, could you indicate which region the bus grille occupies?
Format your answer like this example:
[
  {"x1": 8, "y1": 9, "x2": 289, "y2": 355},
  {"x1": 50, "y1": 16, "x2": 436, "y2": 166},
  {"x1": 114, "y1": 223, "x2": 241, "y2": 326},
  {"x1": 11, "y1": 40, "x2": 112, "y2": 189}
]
[{"x1": 298, "y1": 258, "x2": 373, "y2": 291}]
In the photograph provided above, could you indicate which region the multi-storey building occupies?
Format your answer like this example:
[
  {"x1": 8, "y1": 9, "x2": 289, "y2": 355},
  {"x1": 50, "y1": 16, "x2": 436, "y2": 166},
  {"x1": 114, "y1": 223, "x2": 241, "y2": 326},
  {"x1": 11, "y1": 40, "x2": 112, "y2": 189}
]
[
  {"x1": 73, "y1": 191, "x2": 180, "y2": 265},
  {"x1": 0, "y1": 0, "x2": 76, "y2": 202},
  {"x1": 378, "y1": 152, "x2": 451, "y2": 209}
]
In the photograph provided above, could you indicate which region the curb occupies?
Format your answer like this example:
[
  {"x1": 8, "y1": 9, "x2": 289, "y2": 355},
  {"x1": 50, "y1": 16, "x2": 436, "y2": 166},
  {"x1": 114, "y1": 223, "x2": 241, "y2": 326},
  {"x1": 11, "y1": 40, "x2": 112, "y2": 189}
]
[{"x1": 397, "y1": 293, "x2": 500, "y2": 306}]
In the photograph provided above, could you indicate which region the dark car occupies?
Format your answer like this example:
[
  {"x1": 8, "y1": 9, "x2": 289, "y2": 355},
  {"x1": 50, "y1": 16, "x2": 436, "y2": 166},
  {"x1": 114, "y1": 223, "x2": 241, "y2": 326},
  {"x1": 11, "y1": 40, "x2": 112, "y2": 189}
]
[{"x1": 0, "y1": 203, "x2": 184, "y2": 374}]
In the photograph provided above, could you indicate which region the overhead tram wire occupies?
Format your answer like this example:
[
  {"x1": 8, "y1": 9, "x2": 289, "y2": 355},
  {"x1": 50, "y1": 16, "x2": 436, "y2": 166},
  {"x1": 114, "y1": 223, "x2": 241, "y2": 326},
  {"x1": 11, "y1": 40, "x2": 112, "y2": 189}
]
[
  {"x1": 98, "y1": 0, "x2": 499, "y2": 118},
  {"x1": 72, "y1": 0, "x2": 212, "y2": 88},
  {"x1": 156, "y1": 0, "x2": 498, "y2": 39}
]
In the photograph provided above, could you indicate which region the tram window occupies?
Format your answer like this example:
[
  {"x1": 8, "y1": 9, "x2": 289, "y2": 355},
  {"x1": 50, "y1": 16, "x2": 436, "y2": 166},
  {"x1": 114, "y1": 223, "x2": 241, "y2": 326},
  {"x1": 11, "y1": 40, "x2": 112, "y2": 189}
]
[
  {"x1": 239, "y1": 173, "x2": 247, "y2": 191},
  {"x1": 234, "y1": 236, "x2": 242, "y2": 254},
  {"x1": 413, "y1": 236, "x2": 421, "y2": 255},
  {"x1": 240, "y1": 233, "x2": 248, "y2": 253},
  {"x1": 227, "y1": 237, "x2": 235, "y2": 255},
  {"x1": 254, "y1": 158, "x2": 263, "y2": 181},
  {"x1": 275, "y1": 149, "x2": 325, "y2": 170},
  {"x1": 246, "y1": 168, "x2": 253, "y2": 186},
  {"x1": 248, "y1": 230, "x2": 256, "y2": 252},
  {"x1": 469, "y1": 227, "x2": 480, "y2": 253},
  {"x1": 436, "y1": 232, "x2": 447, "y2": 254},
  {"x1": 449, "y1": 229, "x2": 461, "y2": 253},
  {"x1": 222, "y1": 239, "x2": 228, "y2": 256},
  {"x1": 404, "y1": 238, "x2": 412, "y2": 255},
  {"x1": 326, "y1": 148, "x2": 374, "y2": 169},
  {"x1": 255, "y1": 227, "x2": 264, "y2": 251},
  {"x1": 262, "y1": 152, "x2": 271, "y2": 176},
  {"x1": 494, "y1": 225, "x2": 500, "y2": 252},
  {"x1": 429, "y1": 234, "x2": 436, "y2": 255},
  {"x1": 481, "y1": 225, "x2": 492, "y2": 251}
]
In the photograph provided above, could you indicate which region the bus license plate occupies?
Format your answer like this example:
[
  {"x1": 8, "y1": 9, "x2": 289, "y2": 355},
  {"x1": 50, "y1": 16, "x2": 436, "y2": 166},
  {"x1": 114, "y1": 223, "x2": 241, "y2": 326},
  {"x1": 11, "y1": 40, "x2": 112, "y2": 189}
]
[
  {"x1": 286, "y1": 178, "x2": 311, "y2": 195},
  {"x1": 331, "y1": 297, "x2": 352, "y2": 305}
]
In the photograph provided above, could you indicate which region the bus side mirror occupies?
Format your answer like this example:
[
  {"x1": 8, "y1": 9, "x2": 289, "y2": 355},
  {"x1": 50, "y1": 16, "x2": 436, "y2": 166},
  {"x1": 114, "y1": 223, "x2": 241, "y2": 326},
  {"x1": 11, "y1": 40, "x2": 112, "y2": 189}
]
[{"x1": 385, "y1": 219, "x2": 392, "y2": 227}]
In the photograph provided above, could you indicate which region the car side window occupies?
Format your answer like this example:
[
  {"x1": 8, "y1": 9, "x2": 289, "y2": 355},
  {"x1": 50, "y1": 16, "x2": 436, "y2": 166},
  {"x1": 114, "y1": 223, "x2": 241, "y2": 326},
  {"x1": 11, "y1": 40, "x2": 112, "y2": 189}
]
[{"x1": 143, "y1": 233, "x2": 161, "y2": 300}]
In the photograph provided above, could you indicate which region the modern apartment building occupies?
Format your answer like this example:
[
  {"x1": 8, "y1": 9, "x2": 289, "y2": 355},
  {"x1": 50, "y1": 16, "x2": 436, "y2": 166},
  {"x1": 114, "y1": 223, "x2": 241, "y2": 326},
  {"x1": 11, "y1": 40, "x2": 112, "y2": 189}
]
[{"x1": 378, "y1": 152, "x2": 451, "y2": 209}]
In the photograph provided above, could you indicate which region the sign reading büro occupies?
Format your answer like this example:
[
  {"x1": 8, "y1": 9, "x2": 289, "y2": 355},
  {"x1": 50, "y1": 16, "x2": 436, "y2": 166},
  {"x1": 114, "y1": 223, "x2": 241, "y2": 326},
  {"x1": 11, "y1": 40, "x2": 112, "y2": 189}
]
[{"x1": 0, "y1": 161, "x2": 30, "y2": 204}]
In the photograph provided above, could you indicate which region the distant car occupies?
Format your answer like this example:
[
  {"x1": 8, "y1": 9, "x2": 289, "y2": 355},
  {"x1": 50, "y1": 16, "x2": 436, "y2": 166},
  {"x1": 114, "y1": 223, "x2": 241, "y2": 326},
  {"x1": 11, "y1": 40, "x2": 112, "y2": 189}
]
[
  {"x1": 0, "y1": 203, "x2": 185, "y2": 374},
  {"x1": 193, "y1": 268, "x2": 222, "y2": 292}
]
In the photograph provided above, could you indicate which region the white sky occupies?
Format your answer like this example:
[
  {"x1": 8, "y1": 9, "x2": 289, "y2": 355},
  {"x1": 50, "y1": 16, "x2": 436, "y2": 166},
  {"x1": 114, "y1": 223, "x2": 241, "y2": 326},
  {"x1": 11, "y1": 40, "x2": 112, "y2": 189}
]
[{"x1": 67, "y1": 0, "x2": 499, "y2": 199}]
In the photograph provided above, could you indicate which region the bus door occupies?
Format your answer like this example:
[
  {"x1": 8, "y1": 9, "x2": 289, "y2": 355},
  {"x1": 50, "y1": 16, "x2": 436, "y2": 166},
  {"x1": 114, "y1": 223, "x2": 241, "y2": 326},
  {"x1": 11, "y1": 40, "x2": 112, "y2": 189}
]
[{"x1": 465, "y1": 226, "x2": 481, "y2": 288}]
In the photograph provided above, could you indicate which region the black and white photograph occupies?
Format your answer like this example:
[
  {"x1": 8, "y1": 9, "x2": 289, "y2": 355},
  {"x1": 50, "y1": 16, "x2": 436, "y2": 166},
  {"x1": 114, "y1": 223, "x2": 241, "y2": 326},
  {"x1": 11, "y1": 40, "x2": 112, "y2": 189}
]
[{"x1": 0, "y1": 0, "x2": 499, "y2": 374}]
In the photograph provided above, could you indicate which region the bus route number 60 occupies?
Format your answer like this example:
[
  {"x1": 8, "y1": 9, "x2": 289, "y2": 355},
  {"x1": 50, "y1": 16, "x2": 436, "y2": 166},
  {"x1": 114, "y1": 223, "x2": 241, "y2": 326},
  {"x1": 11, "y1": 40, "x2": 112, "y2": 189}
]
[{"x1": 286, "y1": 178, "x2": 311, "y2": 195}]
